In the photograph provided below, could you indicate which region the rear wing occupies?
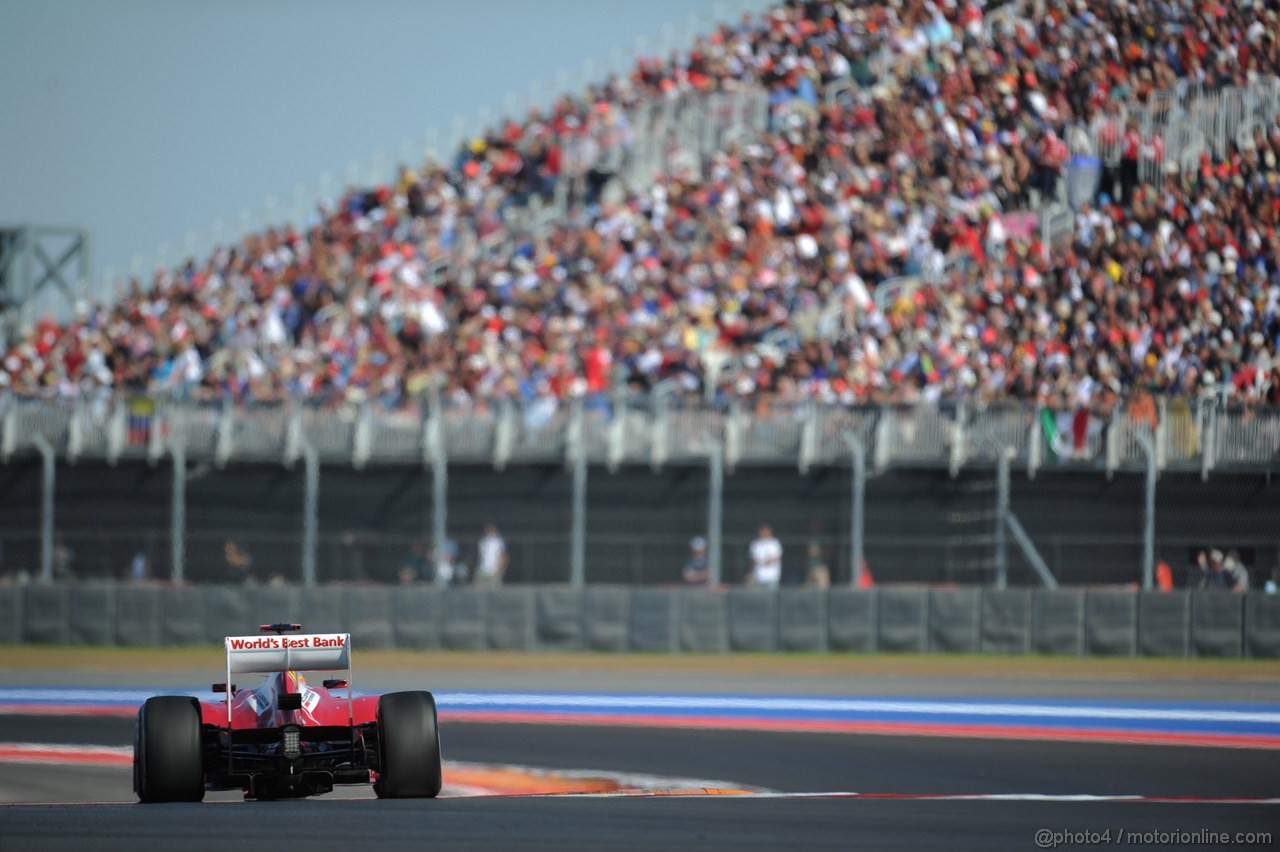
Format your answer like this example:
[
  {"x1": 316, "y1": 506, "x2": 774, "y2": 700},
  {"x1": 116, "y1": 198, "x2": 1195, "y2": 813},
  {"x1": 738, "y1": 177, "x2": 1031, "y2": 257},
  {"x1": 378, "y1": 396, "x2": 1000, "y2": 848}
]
[
  {"x1": 223, "y1": 632, "x2": 353, "y2": 726},
  {"x1": 224, "y1": 633, "x2": 351, "y2": 674}
]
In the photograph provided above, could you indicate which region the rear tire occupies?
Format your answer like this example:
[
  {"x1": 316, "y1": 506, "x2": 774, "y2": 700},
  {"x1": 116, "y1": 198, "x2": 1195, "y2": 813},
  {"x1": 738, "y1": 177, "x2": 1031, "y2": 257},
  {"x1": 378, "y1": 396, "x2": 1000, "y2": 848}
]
[
  {"x1": 135, "y1": 696, "x2": 205, "y2": 803},
  {"x1": 374, "y1": 690, "x2": 442, "y2": 798}
]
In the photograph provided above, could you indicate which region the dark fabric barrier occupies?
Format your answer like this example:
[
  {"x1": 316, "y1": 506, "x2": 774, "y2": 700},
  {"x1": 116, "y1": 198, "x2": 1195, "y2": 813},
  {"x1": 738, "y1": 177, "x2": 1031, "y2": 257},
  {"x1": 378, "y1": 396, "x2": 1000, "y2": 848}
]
[
  {"x1": 877, "y1": 588, "x2": 927, "y2": 652},
  {"x1": 1245, "y1": 595, "x2": 1280, "y2": 659},
  {"x1": 981, "y1": 589, "x2": 1031, "y2": 655},
  {"x1": 583, "y1": 587, "x2": 629, "y2": 652},
  {"x1": 778, "y1": 589, "x2": 826, "y2": 652},
  {"x1": 1084, "y1": 592, "x2": 1137, "y2": 656},
  {"x1": 678, "y1": 591, "x2": 728, "y2": 653},
  {"x1": 727, "y1": 590, "x2": 778, "y2": 652},
  {"x1": 0, "y1": 587, "x2": 23, "y2": 645},
  {"x1": 23, "y1": 586, "x2": 68, "y2": 645},
  {"x1": 1138, "y1": 592, "x2": 1190, "y2": 657},
  {"x1": 440, "y1": 589, "x2": 486, "y2": 650},
  {"x1": 827, "y1": 589, "x2": 876, "y2": 651},
  {"x1": 486, "y1": 588, "x2": 535, "y2": 651},
  {"x1": 160, "y1": 587, "x2": 206, "y2": 646},
  {"x1": 629, "y1": 589, "x2": 678, "y2": 653},
  {"x1": 536, "y1": 586, "x2": 582, "y2": 650},
  {"x1": 68, "y1": 584, "x2": 116, "y2": 646},
  {"x1": 1191, "y1": 594, "x2": 1244, "y2": 658},
  {"x1": 1032, "y1": 590, "x2": 1084, "y2": 656},
  {"x1": 114, "y1": 587, "x2": 160, "y2": 646},
  {"x1": 298, "y1": 587, "x2": 346, "y2": 634},
  {"x1": 345, "y1": 587, "x2": 393, "y2": 649},
  {"x1": 203, "y1": 586, "x2": 250, "y2": 643},
  {"x1": 8, "y1": 584, "x2": 1280, "y2": 659},
  {"x1": 928, "y1": 588, "x2": 980, "y2": 653},
  {"x1": 391, "y1": 587, "x2": 441, "y2": 650}
]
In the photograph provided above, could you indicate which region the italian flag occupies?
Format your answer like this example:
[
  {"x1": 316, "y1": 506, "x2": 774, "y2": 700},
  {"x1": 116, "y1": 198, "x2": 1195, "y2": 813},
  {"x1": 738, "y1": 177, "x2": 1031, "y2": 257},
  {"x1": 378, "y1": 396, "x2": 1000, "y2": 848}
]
[{"x1": 1040, "y1": 407, "x2": 1072, "y2": 461}]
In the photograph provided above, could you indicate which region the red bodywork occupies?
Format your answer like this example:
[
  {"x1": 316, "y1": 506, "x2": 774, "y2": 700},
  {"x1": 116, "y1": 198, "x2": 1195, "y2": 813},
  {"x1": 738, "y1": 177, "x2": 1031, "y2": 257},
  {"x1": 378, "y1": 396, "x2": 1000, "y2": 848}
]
[{"x1": 197, "y1": 671, "x2": 378, "y2": 729}]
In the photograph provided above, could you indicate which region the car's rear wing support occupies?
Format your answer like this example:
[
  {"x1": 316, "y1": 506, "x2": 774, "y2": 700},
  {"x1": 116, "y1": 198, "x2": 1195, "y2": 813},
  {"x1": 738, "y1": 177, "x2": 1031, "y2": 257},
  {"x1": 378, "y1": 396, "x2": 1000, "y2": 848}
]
[{"x1": 223, "y1": 632, "x2": 354, "y2": 727}]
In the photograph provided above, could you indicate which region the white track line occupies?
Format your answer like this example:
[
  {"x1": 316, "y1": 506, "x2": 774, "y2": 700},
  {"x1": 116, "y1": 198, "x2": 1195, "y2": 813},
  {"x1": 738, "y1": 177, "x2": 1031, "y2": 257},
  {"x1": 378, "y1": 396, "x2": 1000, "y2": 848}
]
[
  {"x1": 437, "y1": 694, "x2": 1280, "y2": 725},
  {"x1": 3, "y1": 689, "x2": 1278, "y2": 726}
]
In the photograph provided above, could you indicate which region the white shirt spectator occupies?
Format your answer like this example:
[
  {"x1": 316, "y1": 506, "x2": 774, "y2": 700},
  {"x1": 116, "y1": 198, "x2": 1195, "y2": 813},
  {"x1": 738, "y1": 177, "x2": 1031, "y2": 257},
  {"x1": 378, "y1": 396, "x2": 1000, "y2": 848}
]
[
  {"x1": 749, "y1": 531, "x2": 783, "y2": 587},
  {"x1": 476, "y1": 526, "x2": 508, "y2": 586}
]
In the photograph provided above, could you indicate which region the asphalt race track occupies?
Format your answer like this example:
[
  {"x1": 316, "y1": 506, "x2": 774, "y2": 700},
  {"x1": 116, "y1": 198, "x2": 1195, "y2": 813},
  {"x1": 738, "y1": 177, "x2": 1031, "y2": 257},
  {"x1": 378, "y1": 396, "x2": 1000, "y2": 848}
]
[
  {"x1": 1, "y1": 715, "x2": 1277, "y2": 851},
  {"x1": 4, "y1": 796, "x2": 1277, "y2": 852}
]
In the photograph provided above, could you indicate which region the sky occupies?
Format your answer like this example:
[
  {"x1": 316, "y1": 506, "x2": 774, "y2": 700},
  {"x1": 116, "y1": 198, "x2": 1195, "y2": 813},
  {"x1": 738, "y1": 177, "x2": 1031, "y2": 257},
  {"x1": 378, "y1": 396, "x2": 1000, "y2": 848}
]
[{"x1": 0, "y1": 0, "x2": 772, "y2": 307}]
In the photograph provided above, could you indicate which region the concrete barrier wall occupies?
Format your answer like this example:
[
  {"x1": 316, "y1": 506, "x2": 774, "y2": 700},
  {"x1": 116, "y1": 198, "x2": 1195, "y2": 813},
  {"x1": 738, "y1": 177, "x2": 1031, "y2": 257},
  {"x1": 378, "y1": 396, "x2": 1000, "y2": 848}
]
[{"x1": 4, "y1": 584, "x2": 1277, "y2": 658}]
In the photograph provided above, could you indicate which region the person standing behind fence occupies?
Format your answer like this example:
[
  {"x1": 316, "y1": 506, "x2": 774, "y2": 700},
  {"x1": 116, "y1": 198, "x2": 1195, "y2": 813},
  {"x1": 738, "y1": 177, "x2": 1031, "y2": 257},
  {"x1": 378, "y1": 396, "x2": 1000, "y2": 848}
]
[
  {"x1": 747, "y1": 523, "x2": 782, "y2": 588},
  {"x1": 805, "y1": 542, "x2": 830, "y2": 589},
  {"x1": 473, "y1": 522, "x2": 508, "y2": 587},
  {"x1": 683, "y1": 537, "x2": 710, "y2": 586},
  {"x1": 225, "y1": 538, "x2": 254, "y2": 584},
  {"x1": 1199, "y1": 549, "x2": 1237, "y2": 591},
  {"x1": 130, "y1": 549, "x2": 149, "y2": 584}
]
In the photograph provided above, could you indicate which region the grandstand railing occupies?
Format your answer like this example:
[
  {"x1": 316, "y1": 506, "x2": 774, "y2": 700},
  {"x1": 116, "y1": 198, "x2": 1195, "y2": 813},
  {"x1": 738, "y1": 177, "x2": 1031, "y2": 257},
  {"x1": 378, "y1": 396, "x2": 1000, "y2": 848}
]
[
  {"x1": 1065, "y1": 77, "x2": 1280, "y2": 194},
  {"x1": 3, "y1": 391, "x2": 1277, "y2": 476},
  {"x1": 527, "y1": 83, "x2": 769, "y2": 222}
]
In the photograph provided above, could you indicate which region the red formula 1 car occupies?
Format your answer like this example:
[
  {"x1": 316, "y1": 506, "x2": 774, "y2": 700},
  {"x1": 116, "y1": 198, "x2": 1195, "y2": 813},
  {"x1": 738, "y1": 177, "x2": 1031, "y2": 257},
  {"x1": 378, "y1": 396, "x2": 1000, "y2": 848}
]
[{"x1": 133, "y1": 623, "x2": 442, "y2": 802}]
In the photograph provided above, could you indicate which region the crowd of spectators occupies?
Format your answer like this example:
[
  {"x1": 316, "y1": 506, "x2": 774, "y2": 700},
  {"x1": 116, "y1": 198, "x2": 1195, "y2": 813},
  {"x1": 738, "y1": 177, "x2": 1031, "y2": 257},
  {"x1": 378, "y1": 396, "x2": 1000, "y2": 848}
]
[{"x1": 3, "y1": 0, "x2": 1280, "y2": 415}]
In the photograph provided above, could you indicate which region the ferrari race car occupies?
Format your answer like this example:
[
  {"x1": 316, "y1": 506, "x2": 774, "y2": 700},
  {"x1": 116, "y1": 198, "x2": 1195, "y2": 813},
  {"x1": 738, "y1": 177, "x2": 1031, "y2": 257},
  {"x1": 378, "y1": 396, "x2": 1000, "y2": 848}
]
[{"x1": 133, "y1": 623, "x2": 442, "y2": 802}]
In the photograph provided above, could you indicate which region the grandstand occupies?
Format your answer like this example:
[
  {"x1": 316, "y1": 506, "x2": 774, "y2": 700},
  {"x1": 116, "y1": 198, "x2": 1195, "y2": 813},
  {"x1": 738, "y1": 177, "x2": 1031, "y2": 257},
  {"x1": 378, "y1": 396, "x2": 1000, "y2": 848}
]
[{"x1": 1, "y1": 0, "x2": 1279, "y2": 594}]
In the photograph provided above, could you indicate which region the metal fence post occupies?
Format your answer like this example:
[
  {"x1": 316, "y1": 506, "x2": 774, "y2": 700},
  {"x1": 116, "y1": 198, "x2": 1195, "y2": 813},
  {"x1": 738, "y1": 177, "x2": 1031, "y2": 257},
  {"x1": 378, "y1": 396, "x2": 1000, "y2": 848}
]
[
  {"x1": 799, "y1": 402, "x2": 818, "y2": 475},
  {"x1": 1200, "y1": 403, "x2": 1217, "y2": 481},
  {"x1": 106, "y1": 397, "x2": 125, "y2": 465},
  {"x1": 569, "y1": 400, "x2": 587, "y2": 587},
  {"x1": 1027, "y1": 417, "x2": 1041, "y2": 480},
  {"x1": 725, "y1": 399, "x2": 742, "y2": 474},
  {"x1": 0, "y1": 399, "x2": 16, "y2": 462},
  {"x1": 171, "y1": 440, "x2": 186, "y2": 583},
  {"x1": 1105, "y1": 406, "x2": 1120, "y2": 480},
  {"x1": 284, "y1": 407, "x2": 302, "y2": 468},
  {"x1": 650, "y1": 391, "x2": 669, "y2": 472},
  {"x1": 420, "y1": 389, "x2": 449, "y2": 585},
  {"x1": 432, "y1": 430, "x2": 448, "y2": 587},
  {"x1": 493, "y1": 398, "x2": 514, "y2": 471},
  {"x1": 607, "y1": 389, "x2": 625, "y2": 472},
  {"x1": 33, "y1": 434, "x2": 55, "y2": 583},
  {"x1": 707, "y1": 437, "x2": 724, "y2": 586},
  {"x1": 147, "y1": 399, "x2": 165, "y2": 466},
  {"x1": 67, "y1": 397, "x2": 83, "y2": 464},
  {"x1": 845, "y1": 431, "x2": 866, "y2": 587},
  {"x1": 995, "y1": 448, "x2": 1010, "y2": 589},
  {"x1": 353, "y1": 402, "x2": 372, "y2": 470},
  {"x1": 874, "y1": 407, "x2": 891, "y2": 471},
  {"x1": 302, "y1": 438, "x2": 318, "y2": 587},
  {"x1": 1135, "y1": 429, "x2": 1156, "y2": 591},
  {"x1": 949, "y1": 403, "x2": 966, "y2": 478},
  {"x1": 216, "y1": 397, "x2": 234, "y2": 467}
]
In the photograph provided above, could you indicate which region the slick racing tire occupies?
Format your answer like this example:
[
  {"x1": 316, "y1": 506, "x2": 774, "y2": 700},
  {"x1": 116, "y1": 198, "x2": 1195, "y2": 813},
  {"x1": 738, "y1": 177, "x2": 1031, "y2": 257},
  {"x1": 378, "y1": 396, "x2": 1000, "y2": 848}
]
[
  {"x1": 374, "y1": 690, "x2": 443, "y2": 798},
  {"x1": 135, "y1": 696, "x2": 205, "y2": 803}
]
